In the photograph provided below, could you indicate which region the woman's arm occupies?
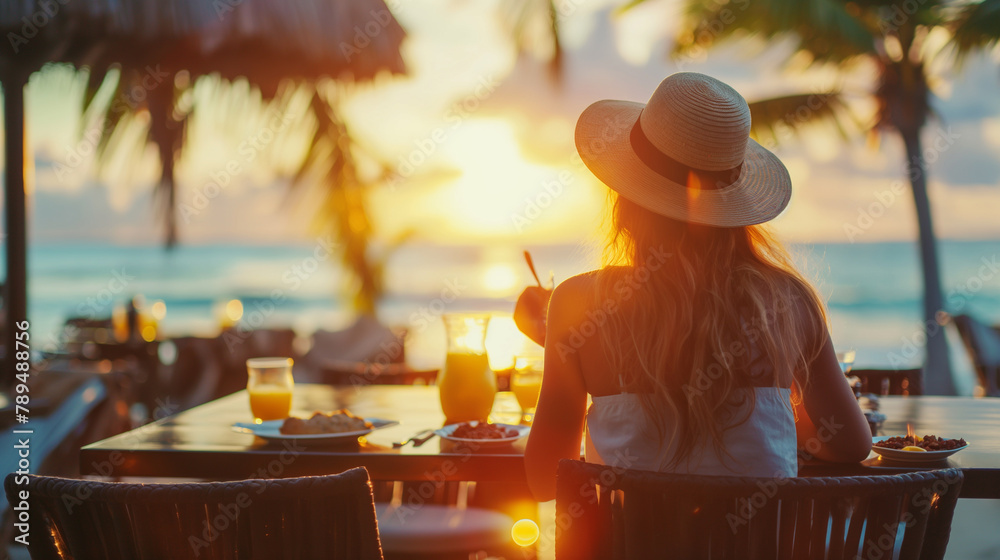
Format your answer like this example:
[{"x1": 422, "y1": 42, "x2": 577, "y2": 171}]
[
  {"x1": 524, "y1": 279, "x2": 589, "y2": 501},
  {"x1": 792, "y1": 328, "x2": 872, "y2": 463}
]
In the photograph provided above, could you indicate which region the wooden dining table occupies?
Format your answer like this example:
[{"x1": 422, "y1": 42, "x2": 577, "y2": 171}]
[
  {"x1": 80, "y1": 385, "x2": 1000, "y2": 500},
  {"x1": 80, "y1": 384, "x2": 529, "y2": 484}
]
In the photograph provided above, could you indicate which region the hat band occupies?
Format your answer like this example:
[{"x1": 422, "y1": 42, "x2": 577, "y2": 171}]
[{"x1": 629, "y1": 118, "x2": 741, "y2": 190}]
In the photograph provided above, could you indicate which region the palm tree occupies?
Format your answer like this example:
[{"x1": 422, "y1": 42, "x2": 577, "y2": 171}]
[
  {"x1": 951, "y1": 0, "x2": 1000, "y2": 58},
  {"x1": 63, "y1": 0, "x2": 407, "y2": 315},
  {"x1": 508, "y1": 0, "x2": 1000, "y2": 394},
  {"x1": 78, "y1": 70, "x2": 395, "y2": 315}
]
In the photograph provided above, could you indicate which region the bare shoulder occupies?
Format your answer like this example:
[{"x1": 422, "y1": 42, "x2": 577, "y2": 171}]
[
  {"x1": 547, "y1": 269, "x2": 616, "y2": 329},
  {"x1": 548, "y1": 272, "x2": 596, "y2": 320},
  {"x1": 550, "y1": 268, "x2": 626, "y2": 307},
  {"x1": 552, "y1": 270, "x2": 598, "y2": 296}
]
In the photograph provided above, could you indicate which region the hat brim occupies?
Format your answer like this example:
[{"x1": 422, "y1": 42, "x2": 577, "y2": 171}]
[{"x1": 575, "y1": 100, "x2": 791, "y2": 227}]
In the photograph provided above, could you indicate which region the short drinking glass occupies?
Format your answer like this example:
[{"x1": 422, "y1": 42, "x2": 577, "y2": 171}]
[{"x1": 247, "y1": 357, "x2": 294, "y2": 423}]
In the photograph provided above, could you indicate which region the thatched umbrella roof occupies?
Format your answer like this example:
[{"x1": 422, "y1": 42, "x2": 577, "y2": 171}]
[
  {"x1": 3, "y1": 0, "x2": 405, "y2": 82},
  {"x1": 1, "y1": 0, "x2": 406, "y2": 383}
]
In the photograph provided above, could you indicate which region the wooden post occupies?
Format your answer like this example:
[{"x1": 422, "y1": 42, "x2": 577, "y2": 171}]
[{"x1": 3, "y1": 72, "x2": 28, "y2": 389}]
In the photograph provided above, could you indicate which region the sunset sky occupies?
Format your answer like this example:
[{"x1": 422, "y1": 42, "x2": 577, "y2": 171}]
[{"x1": 12, "y1": 0, "x2": 1000, "y2": 246}]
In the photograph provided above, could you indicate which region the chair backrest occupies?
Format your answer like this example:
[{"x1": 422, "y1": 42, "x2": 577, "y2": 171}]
[
  {"x1": 164, "y1": 336, "x2": 227, "y2": 410},
  {"x1": 556, "y1": 460, "x2": 962, "y2": 560},
  {"x1": 5, "y1": 468, "x2": 383, "y2": 560},
  {"x1": 851, "y1": 368, "x2": 924, "y2": 396},
  {"x1": 952, "y1": 314, "x2": 1000, "y2": 396}
]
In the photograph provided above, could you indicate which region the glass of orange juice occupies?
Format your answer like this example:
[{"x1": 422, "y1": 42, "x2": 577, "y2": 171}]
[
  {"x1": 511, "y1": 355, "x2": 543, "y2": 423},
  {"x1": 438, "y1": 314, "x2": 496, "y2": 424},
  {"x1": 247, "y1": 357, "x2": 294, "y2": 423}
]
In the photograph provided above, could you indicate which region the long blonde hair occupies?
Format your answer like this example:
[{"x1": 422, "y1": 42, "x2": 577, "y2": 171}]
[{"x1": 596, "y1": 193, "x2": 827, "y2": 469}]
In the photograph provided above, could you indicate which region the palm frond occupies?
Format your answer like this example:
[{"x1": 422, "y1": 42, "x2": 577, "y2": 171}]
[
  {"x1": 288, "y1": 85, "x2": 385, "y2": 315},
  {"x1": 747, "y1": 92, "x2": 859, "y2": 146},
  {"x1": 663, "y1": 0, "x2": 877, "y2": 64},
  {"x1": 950, "y1": 0, "x2": 1000, "y2": 65},
  {"x1": 500, "y1": 0, "x2": 563, "y2": 81}
]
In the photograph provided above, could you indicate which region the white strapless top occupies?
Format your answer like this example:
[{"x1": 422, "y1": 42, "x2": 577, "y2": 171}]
[{"x1": 585, "y1": 388, "x2": 797, "y2": 477}]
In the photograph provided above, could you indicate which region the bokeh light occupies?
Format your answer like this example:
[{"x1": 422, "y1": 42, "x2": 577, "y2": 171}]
[
  {"x1": 151, "y1": 300, "x2": 167, "y2": 320},
  {"x1": 225, "y1": 299, "x2": 244, "y2": 322},
  {"x1": 511, "y1": 518, "x2": 539, "y2": 547}
]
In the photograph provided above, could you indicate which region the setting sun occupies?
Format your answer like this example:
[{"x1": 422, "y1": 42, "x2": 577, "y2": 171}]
[
  {"x1": 385, "y1": 118, "x2": 603, "y2": 243},
  {"x1": 440, "y1": 119, "x2": 557, "y2": 234},
  {"x1": 482, "y1": 262, "x2": 519, "y2": 294}
]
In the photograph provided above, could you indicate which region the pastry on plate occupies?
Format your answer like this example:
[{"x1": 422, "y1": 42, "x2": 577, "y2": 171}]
[{"x1": 280, "y1": 410, "x2": 372, "y2": 435}]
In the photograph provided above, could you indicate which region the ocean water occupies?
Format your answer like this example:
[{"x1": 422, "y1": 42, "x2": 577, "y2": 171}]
[{"x1": 11, "y1": 240, "x2": 1000, "y2": 391}]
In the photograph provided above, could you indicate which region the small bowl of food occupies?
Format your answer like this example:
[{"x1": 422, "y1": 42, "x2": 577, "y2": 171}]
[
  {"x1": 871, "y1": 434, "x2": 968, "y2": 463},
  {"x1": 435, "y1": 421, "x2": 529, "y2": 449}
]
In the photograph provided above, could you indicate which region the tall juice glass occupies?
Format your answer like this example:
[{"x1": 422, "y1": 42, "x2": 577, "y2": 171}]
[
  {"x1": 438, "y1": 314, "x2": 496, "y2": 423},
  {"x1": 511, "y1": 355, "x2": 544, "y2": 423},
  {"x1": 247, "y1": 357, "x2": 294, "y2": 423}
]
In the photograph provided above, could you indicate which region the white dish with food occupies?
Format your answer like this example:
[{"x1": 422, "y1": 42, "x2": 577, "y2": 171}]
[
  {"x1": 871, "y1": 435, "x2": 968, "y2": 463},
  {"x1": 435, "y1": 422, "x2": 530, "y2": 448}
]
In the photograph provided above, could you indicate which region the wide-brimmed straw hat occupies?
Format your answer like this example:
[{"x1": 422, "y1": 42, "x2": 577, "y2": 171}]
[{"x1": 575, "y1": 72, "x2": 791, "y2": 227}]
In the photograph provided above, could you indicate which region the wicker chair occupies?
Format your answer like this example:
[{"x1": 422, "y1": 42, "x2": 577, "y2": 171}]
[
  {"x1": 850, "y1": 368, "x2": 924, "y2": 396},
  {"x1": 556, "y1": 460, "x2": 963, "y2": 560},
  {"x1": 4, "y1": 467, "x2": 383, "y2": 560}
]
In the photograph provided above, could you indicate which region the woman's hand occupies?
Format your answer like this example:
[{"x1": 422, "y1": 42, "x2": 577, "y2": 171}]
[{"x1": 514, "y1": 286, "x2": 552, "y2": 347}]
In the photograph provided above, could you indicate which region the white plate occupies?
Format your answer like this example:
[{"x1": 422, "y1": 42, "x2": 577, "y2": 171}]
[
  {"x1": 232, "y1": 418, "x2": 398, "y2": 446},
  {"x1": 871, "y1": 435, "x2": 969, "y2": 463},
  {"x1": 435, "y1": 422, "x2": 529, "y2": 448}
]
